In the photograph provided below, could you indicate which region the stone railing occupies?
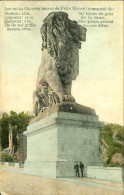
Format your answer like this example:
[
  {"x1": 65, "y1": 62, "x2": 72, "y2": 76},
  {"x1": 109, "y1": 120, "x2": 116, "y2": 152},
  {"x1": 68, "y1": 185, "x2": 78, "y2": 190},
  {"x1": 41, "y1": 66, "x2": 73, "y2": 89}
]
[
  {"x1": 1, "y1": 161, "x2": 24, "y2": 168},
  {"x1": 87, "y1": 166, "x2": 124, "y2": 182}
]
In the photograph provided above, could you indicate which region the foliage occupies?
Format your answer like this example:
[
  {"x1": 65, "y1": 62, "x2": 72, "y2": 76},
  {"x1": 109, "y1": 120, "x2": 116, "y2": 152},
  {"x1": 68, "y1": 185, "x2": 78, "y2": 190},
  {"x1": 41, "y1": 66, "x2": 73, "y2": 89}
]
[
  {"x1": 1, "y1": 111, "x2": 32, "y2": 152},
  {"x1": 100, "y1": 123, "x2": 124, "y2": 167},
  {"x1": 116, "y1": 128, "x2": 124, "y2": 140},
  {"x1": 104, "y1": 160, "x2": 121, "y2": 167},
  {"x1": 1, "y1": 152, "x2": 17, "y2": 162},
  {"x1": 1, "y1": 113, "x2": 10, "y2": 149}
]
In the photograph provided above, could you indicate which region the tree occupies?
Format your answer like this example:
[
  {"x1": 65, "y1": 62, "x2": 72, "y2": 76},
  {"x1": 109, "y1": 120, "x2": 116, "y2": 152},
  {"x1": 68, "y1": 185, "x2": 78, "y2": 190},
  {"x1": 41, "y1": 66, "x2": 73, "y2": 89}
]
[
  {"x1": 1, "y1": 111, "x2": 32, "y2": 152},
  {"x1": 1, "y1": 113, "x2": 10, "y2": 149}
]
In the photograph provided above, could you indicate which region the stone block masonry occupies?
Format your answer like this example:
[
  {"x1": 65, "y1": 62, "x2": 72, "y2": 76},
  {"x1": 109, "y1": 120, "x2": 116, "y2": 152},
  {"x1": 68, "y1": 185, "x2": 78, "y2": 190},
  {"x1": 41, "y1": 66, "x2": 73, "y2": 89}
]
[{"x1": 23, "y1": 111, "x2": 103, "y2": 178}]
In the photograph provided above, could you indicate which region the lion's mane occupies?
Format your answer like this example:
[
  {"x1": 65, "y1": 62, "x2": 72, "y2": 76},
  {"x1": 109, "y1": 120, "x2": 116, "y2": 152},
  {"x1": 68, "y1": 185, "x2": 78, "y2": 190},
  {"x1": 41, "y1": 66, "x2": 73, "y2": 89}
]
[{"x1": 40, "y1": 11, "x2": 86, "y2": 86}]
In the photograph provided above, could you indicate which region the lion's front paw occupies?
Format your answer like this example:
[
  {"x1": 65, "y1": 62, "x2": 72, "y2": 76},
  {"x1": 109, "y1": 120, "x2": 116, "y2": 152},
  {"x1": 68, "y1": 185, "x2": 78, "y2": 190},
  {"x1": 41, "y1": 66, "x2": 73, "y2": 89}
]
[{"x1": 62, "y1": 95, "x2": 75, "y2": 103}]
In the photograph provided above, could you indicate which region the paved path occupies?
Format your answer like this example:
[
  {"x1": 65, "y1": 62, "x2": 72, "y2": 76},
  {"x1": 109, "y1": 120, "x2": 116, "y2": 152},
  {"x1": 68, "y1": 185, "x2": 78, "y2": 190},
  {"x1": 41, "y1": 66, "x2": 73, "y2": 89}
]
[
  {"x1": 0, "y1": 169, "x2": 123, "y2": 195},
  {"x1": 58, "y1": 178, "x2": 123, "y2": 192}
]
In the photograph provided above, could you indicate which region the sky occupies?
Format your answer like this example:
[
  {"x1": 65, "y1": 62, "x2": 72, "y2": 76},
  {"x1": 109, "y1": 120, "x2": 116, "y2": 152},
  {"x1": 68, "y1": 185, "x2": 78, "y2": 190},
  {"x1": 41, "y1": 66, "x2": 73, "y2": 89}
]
[{"x1": 0, "y1": 1, "x2": 123, "y2": 125}]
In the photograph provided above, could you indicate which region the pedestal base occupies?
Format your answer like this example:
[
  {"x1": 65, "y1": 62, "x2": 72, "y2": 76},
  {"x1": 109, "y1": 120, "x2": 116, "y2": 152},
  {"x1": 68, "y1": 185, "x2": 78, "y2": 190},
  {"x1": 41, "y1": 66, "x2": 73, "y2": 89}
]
[{"x1": 24, "y1": 111, "x2": 103, "y2": 178}]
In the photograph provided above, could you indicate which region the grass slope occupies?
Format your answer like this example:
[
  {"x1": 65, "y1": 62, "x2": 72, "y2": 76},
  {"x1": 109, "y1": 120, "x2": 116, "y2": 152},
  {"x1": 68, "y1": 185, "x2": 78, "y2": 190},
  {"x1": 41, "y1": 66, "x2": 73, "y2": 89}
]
[{"x1": 100, "y1": 124, "x2": 124, "y2": 167}]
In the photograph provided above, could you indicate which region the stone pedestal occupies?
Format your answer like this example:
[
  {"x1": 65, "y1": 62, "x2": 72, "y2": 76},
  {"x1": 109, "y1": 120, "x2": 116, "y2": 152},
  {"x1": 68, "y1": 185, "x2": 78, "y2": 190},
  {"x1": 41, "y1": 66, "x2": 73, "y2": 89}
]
[{"x1": 24, "y1": 108, "x2": 103, "y2": 178}]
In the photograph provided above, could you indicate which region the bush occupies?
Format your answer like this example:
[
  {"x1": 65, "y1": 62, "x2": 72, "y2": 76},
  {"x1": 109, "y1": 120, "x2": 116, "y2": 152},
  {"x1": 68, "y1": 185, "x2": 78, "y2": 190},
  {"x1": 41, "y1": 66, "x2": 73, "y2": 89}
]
[
  {"x1": 116, "y1": 128, "x2": 124, "y2": 140},
  {"x1": 100, "y1": 123, "x2": 124, "y2": 167},
  {"x1": 1, "y1": 152, "x2": 15, "y2": 162},
  {"x1": 107, "y1": 161, "x2": 121, "y2": 167}
]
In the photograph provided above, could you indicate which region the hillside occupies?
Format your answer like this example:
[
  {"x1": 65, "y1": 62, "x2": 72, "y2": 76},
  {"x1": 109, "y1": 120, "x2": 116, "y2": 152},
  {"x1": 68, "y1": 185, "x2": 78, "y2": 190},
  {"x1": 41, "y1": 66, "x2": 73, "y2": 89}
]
[{"x1": 100, "y1": 123, "x2": 124, "y2": 167}]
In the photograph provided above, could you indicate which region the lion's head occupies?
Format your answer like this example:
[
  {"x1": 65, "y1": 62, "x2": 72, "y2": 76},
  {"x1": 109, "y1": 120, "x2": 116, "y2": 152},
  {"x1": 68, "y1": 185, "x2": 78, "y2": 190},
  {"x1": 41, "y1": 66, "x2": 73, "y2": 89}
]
[
  {"x1": 40, "y1": 12, "x2": 86, "y2": 84},
  {"x1": 41, "y1": 12, "x2": 86, "y2": 57}
]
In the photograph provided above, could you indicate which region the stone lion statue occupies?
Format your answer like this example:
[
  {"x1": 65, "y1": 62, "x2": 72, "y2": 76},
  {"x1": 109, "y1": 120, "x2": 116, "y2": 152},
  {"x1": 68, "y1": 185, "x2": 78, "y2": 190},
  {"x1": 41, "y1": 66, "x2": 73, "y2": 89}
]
[{"x1": 34, "y1": 11, "x2": 86, "y2": 115}]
